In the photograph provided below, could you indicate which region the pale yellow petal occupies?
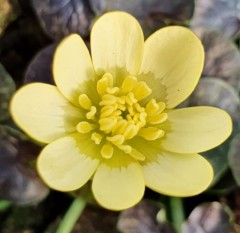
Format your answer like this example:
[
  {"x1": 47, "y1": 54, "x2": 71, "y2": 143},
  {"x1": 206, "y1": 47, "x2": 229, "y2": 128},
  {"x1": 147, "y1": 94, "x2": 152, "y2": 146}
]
[
  {"x1": 37, "y1": 133, "x2": 99, "y2": 191},
  {"x1": 92, "y1": 151, "x2": 145, "y2": 210},
  {"x1": 142, "y1": 150, "x2": 213, "y2": 197},
  {"x1": 139, "y1": 26, "x2": 204, "y2": 108},
  {"x1": 53, "y1": 34, "x2": 96, "y2": 106},
  {"x1": 10, "y1": 83, "x2": 82, "y2": 143},
  {"x1": 91, "y1": 12, "x2": 144, "y2": 79},
  {"x1": 161, "y1": 107, "x2": 232, "y2": 153}
]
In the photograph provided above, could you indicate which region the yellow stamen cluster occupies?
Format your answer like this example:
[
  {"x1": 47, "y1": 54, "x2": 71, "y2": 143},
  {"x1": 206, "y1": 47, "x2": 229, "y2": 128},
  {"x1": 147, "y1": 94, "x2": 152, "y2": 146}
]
[{"x1": 77, "y1": 73, "x2": 168, "y2": 161}]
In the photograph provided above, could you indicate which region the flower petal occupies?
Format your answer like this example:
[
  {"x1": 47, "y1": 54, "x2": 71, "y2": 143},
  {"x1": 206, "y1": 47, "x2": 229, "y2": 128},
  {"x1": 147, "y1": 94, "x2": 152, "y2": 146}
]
[
  {"x1": 142, "y1": 150, "x2": 213, "y2": 197},
  {"x1": 37, "y1": 133, "x2": 99, "y2": 191},
  {"x1": 161, "y1": 107, "x2": 232, "y2": 153},
  {"x1": 139, "y1": 26, "x2": 204, "y2": 108},
  {"x1": 92, "y1": 152, "x2": 145, "y2": 210},
  {"x1": 10, "y1": 83, "x2": 82, "y2": 143},
  {"x1": 91, "y1": 12, "x2": 144, "y2": 78},
  {"x1": 53, "y1": 34, "x2": 95, "y2": 106}
]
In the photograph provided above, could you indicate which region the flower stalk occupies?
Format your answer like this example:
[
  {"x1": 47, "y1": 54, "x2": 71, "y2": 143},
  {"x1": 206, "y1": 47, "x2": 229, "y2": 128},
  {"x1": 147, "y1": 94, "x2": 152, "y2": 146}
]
[
  {"x1": 55, "y1": 197, "x2": 86, "y2": 233},
  {"x1": 169, "y1": 197, "x2": 185, "y2": 233}
]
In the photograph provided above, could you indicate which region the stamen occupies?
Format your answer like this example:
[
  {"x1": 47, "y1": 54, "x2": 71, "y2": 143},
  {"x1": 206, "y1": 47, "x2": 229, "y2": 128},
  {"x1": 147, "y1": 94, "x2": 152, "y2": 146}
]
[
  {"x1": 107, "y1": 134, "x2": 125, "y2": 146},
  {"x1": 130, "y1": 149, "x2": 145, "y2": 161},
  {"x1": 79, "y1": 94, "x2": 92, "y2": 110},
  {"x1": 112, "y1": 119, "x2": 127, "y2": 133},
  {"x1": 132, "y1": 82, "x2": 152, "y2": 101},
  {"x1": 128, "y1": 92, "x2": 137, "y2": 104},
  {"x1": 91, "y1": 132, "x2": 103, "y2": 144},
  {"x1": 127, "y1": 105, "x2": 135, "y2": 116},
  {"x1": 121, "y1": 76, "x2": 137, "y2": 93},
  {"x1": 111, "y1": 110, "x2": 122, "y2": 117},
  {"x1": 146, "y1": 99, "x2": 158, "y2": 115},
  {"x1": 122, "y1": 123, "x2": 138, "y2": 140},
  {"x1": 118, "y1": 144, "x2": 132, "y2": 154},
  {"x1": 139, "y1": 112, "x2": 147, "y2": 127},
  {"x1": 117, "y1": 103, "x2": 126, "y2": 111},
  {"x1": 97, "y1": 73, "x2": 113, "y2": 97},
  {"x1": 86, "y1": 106, "x2": 97, "y2": 120},
  {"x1": 114, "y1": 119, "x2": 128, "y2": 134},
  {"x1": 100, "y1": 105, "x2": 115, "y2": 118},
  {"x1": 101, "y1": 143, "x2": 114, "y2": 159},
  {"x1": 76, "y1": 121, "x2": 96, "y2": 133},
  {"x1": 138, "y1": 127, "x2": 165, "y2": 140},
  {"x1": 146, "y1": 99, "x2": 166, "y2": 115},
  {"x1": 106, "y1": 87, "x2": 119, "y2": 94},
  {"x1": 117, "y1": 97, "x2": 125, "y2": 105},
  {"x1": 99, "y1": 117, "x2": 117, "y2": 132},
  {"x1": 157, "y1": 102, "x2": 166, "y2": 114},
  {"x1": 133, "y1": 103, "x2": 145, "y2": 112},
  {"x1": 99, "y1": 94, "x2": 117, "y2": 106},
  {"x1": 147, "y1": 113, "x2": 168, "y2": 124}
]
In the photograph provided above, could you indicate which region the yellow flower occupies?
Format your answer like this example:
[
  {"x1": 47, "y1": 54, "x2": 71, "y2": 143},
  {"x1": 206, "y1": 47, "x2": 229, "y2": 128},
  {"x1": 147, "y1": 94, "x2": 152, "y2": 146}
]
[{"x1": 10, "y1": 12, "x2": 232, "y2": 210}]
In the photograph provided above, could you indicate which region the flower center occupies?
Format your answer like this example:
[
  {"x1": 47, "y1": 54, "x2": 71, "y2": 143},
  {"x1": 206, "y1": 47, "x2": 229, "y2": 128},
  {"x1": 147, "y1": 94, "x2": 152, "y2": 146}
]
[{"x1": 76, "y1": 73, "x2": 168, "y2": 161}]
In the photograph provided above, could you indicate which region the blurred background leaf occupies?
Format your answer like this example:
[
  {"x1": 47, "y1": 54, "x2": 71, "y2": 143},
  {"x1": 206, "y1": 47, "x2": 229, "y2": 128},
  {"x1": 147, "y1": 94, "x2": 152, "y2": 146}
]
[
  {"x1": 192, "y1": 28, "x2": 240, "y2": 90},
  {"x1": 191, "y1": 0, "x2": 240, "y2": 39},
  {"x1": 228, "y1": 134, "x2": 240, "y2": 187},
  {"x1": 117, "y1": 200, "x2": 175, "y2": 233},
  {"x1": 182, "y1": 202, "x2": 237, "y2": 233},
  {"x1": 31, "y1": 0, "x2": 94, "y2": 40},
  {"x1": 0, "y1": 125, "x2": 49, "y2": 205},
  {"x1": 24, "y1": 43, "x2": 57, "y2": 84},
  {"x1": 188, "y1": 78, "x2": 240, "y2": 127},
  {"x1": 0, "y1": 63, "x2": 15, "y2": 122}
]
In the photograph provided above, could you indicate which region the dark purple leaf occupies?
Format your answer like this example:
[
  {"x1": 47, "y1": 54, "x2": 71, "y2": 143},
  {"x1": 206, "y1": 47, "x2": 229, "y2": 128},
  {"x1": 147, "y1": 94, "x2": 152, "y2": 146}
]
[
  {"x1": 0, "y1": 125, "x2": 49, "y2": 204},
  {"x1": 0, "y1": 63, "x2": 15, "y2": 122},
  {"x1": 31, "y1": 0, "x2": 94, "y2": 40},
  {"x1": 117, "y1": 200, "x2": 176, "y2": 233},
  {"x1": 191, "y1": 0, "x2": 240, "y2": 39},
  {"x1": 24, "y1": 44, "x2": 57, "y2": 84},
  {"x1": 192, "y1": 28, "x2": 240, "y2": 90},
  {"x1": 182, "y1": 202, "x2": 237, "y2": 233},
  {"x1": 228, "y1": 134, "x2": 240, "y2": 186},
  {"x1": 189, "y1": 78, "x2": 240, "y2": 125}
]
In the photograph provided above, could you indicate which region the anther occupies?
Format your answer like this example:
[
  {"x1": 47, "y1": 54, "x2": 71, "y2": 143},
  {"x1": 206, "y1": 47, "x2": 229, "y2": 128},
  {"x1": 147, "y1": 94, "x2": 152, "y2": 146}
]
[
  {"x1": 132, "y1": 82, "x2": 152, "y2": 101},
  {"x1": 99, "y1": 94, "x2": 117, "y2": 106},
  {"x1": 91, "y1": 132, "x2": 103, "y2": 144},
  {"x1": 130, "y1": 149, "x2": 145, "y2": 161},
  {"x1": 138, "y1": 127, "x2": 165, "y2": 140},
  {"x1": 118, "y1": 144, "x2": 132, "y2": 154},
  {"x1": 112, "y1": 119, "x2": 127, "y2": 133},
  {"x1": 121, "y1": 76, "x2": 137, "y2": 93},
  {"x1": 97, "y1": 73, "x2": 113, "y2": 97},
  {"x1": 122, "y1": 124, "x2": 138, "y2": 140},
  {"x1": 101, "y1": 143, "x2": 114, "y2": 159},
  {"x1": 106, "y1": 87, "x2": 119, "y2": 94},
  {"x1": 79, "y1": 94, "x2": 92, "y2": 110},
  {"x1": 147, "y1": 113, "x2": 168, "y2": 124},
  {"x1": 100, "y1": 105, "x2": 115, "y2": 118},
  {"x1": 76, "y1": 121, "x2": 96, "y2": 134},
  {"x1": 146, "y1": 100, "x2": 166, "y2": 115},
  {"x1": 86, "y1": 106, "x2": 97, "y2": 120},
  {"x1": 99, "y1": 117, "x2": 117, "y2": 133},
  {"x1": 107, "y1": 134, "x2": 125, "y2": 146}
]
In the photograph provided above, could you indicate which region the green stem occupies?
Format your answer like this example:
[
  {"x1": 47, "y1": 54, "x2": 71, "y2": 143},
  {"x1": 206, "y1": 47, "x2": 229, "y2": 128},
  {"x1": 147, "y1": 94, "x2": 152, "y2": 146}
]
[
  {"x1": 169, "y1": 197, "x2": 185, "y2": 233},
  {"x1": 55, "y1": 197, "x2": 86, "y2": 233}
]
